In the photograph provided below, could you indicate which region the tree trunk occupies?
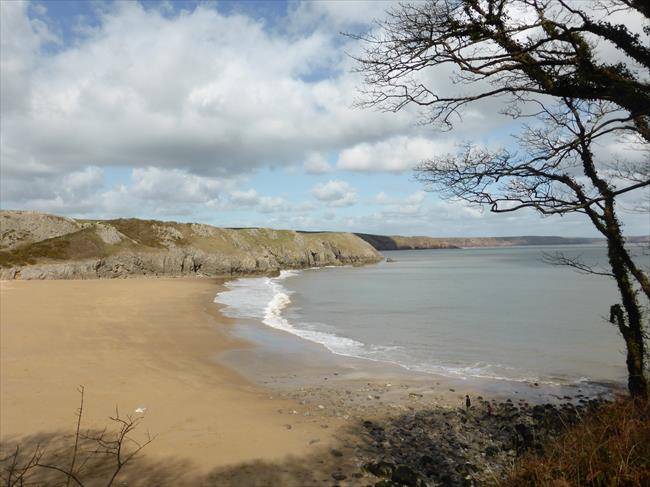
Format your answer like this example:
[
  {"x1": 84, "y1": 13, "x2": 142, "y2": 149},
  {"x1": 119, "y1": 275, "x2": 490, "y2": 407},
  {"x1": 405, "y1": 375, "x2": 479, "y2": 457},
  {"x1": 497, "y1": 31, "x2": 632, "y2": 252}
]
[{"x1": 604, "y1": 201, "x2": 648, "y2": 398}]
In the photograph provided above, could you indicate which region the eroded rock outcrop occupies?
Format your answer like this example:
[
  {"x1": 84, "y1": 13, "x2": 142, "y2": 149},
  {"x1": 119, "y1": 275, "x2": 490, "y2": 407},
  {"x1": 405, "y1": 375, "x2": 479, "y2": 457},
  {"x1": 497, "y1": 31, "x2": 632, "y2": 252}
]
[
  {"x1": 1, "y1": 210, "x2": 81, "y2": 250},
  {"x1": 0, "y1": 210, "x2": 382, "y2": 280}
]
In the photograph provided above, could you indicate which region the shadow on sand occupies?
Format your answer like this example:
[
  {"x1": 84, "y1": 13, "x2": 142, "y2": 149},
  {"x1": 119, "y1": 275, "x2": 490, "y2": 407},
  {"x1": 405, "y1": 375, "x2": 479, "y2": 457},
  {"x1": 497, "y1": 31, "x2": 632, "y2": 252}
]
[
  {"x1": 2, "y1": 398, "x2": 599, "y2": 487},
  {"x1": 1, "y1": 427, "x2": 366, "y2": 487}
]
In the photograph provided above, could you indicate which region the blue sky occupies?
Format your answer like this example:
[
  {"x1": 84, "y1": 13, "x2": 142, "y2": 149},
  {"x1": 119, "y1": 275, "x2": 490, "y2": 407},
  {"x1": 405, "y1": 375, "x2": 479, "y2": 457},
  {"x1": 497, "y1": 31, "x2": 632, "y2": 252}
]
[{"x1": 1, "y1": 0, "x2": 648, "y2": 237}]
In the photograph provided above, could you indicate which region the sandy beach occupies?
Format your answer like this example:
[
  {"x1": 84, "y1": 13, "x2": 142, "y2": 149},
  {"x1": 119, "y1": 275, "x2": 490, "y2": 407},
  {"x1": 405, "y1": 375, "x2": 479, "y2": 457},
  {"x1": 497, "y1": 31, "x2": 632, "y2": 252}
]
[
  {"x1": 0, "y1": 277, "x2": 613, "y2": 486},
  {"x1": 0, "y1": 278, "x2": 349, "y2": 481}
]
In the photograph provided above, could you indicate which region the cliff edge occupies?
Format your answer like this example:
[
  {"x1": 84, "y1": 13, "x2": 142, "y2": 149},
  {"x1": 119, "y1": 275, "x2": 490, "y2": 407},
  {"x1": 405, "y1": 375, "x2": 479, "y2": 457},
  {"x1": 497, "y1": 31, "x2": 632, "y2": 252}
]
[{"x1": 0, "y1": 210, "x2": 382, "y2": 280}]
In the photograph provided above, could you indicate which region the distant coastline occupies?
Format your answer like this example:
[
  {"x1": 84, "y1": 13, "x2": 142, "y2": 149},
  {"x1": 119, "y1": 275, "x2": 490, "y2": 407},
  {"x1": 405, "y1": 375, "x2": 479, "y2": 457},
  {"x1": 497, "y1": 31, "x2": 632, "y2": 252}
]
[
  {"x1": 1, "y1": 209, "x2": 648, "y2": 280},
  {"x1": 354, "y1": 232, "x2": 649, "y2": 250}
]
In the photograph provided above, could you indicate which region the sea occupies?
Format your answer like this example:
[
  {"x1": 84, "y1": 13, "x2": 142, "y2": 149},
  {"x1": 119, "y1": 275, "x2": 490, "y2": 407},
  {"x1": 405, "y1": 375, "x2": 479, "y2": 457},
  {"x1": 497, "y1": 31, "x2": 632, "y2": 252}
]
[{"x1": 215, "y1": 244, "x2": 649, "y2": 392}]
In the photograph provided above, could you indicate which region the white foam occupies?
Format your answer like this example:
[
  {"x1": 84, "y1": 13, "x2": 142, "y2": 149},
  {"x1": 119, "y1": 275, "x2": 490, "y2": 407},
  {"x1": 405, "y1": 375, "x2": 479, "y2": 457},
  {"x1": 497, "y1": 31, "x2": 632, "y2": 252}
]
[
  {"x1": 215, "y1": 271, "x2": 300, "y2": 319},
  {"x1": 261, "y1": 274, "x2": 370, "y2": 356},
  {"x1": 214, "y1": 276, "x2": 274, "y2": 319},
  {"x1": 276, "y1": 269, "x2": 302, "y2": 280},
  {"x1": 215, "y1": 271, "x2": 570, "y2": 386},
  {"x1": 215, "y1": 271, "x2": 370, "y2": 357}
]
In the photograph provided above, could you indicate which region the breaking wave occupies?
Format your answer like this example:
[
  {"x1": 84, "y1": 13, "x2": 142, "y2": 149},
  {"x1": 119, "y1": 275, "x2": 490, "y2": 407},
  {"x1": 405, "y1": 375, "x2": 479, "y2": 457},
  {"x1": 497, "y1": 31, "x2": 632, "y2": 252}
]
[{"x1": 214, "y1": 270, "x2": 569, "y2": 385}]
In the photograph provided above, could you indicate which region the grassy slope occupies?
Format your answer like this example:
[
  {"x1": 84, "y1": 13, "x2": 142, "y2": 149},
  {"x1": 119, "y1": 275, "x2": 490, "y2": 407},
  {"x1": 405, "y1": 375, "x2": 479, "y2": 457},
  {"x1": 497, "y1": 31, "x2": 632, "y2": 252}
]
[
  {"x1": 0, "y1": 227, "x2": 119, "y2": 267},
  {"x1": 0, "y1": 217, "x2": 376, "y2": 268},
  {"x1": 502, "y1": 397, "x2": 650, "y2": 486},
  {"x1": 3, "y1": 212, "x2": 646, "y2": 268}
]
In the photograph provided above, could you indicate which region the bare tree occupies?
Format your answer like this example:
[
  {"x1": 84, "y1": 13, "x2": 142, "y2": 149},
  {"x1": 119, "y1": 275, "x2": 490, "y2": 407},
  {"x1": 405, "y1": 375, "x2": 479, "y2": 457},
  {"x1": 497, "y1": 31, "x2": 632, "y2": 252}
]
[
  {"x1": 352, "y1": 0, "x2": 650, "y2": 397},
  {"x1": 2, "y1": 445, "x2": 43, "y2": 487},
  {"x1": 1, "y1": 388, "x2": 154, "y2": 486}
]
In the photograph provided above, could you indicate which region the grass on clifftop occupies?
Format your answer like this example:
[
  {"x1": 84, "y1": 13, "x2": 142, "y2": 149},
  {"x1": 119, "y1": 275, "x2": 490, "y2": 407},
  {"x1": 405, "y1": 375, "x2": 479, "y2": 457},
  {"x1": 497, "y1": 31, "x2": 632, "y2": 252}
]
[
  {"x1": 502, "y1": 396, "x2": 650, "y2": 486},
  {"x1": 108, "y1": 218, "x2": 189, "y2": 248},
  {"x1": 0, "y1": 216, "x2": 379, "y2": 268},
  {"x1": 0, "y1": 228, "x2": 110, "y2": 267}
]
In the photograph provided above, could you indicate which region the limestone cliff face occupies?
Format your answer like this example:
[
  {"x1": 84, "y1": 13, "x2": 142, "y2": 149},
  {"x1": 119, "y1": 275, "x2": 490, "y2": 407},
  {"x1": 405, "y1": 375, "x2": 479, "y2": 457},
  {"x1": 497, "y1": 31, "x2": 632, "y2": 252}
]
[
  {"x1": 0, "y1": 210, "x2": 81, "y2": 249},
  {"x1": 0, "y1": 211, "x2": 382, "y2": 280}
]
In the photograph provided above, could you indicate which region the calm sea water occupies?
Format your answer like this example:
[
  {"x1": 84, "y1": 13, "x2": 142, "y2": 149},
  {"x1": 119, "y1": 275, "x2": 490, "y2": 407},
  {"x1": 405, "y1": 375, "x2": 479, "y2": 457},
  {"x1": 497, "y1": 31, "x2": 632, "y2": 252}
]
[{"x1": 215, "y1": 245, "x2": 649, "y2": 387}]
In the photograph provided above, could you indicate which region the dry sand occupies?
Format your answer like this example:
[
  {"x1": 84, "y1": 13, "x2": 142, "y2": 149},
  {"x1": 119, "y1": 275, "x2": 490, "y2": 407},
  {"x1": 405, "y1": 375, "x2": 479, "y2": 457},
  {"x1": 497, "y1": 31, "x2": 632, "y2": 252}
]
[{"x1": 0, "y1": 278, "x2": 343, "y2": 475}]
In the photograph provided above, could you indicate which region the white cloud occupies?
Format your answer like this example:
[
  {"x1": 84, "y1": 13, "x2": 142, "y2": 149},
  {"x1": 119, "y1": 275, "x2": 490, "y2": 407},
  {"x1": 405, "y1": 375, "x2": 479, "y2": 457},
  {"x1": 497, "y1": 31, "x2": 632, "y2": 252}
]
[
  {"x1": 320, "y1": 198, "x2": 488, "y2": 236},
  {"x1": 336, "y1": 136, "x2": 456, "y2": 172},
  {"x1": 289, "y1": 0, "x2": 393, "y2": 29},
  {"x1": 1, "y1": 1, "x2": 647, "y2": 238},
  {"x1": 1, "y1": 166, "x2": 104, "y2": 208},
  {"x1": 1, "y1": 2, "x2": 411, "y2": 183},
  {"x1": 0, "y1": 1, "x2": 58, "y2": 115},
  {"x1": 227, "y1": 189, "x2": 298, "y2": 213},
  {"x1": 311, "y1": 180, "x2": 357, "y2": 207},
  {"x1": 0, "y1": 165, "x2": 237, "y2": 217},
  {"x1": 375, "y1": 191, "x2": 426, "y2": 206},
  {"x1": 230, "y1": 189, "x2": 260, "y2": 206},
  {"x1": 258, "y1": 196, "x2": 291, "y2": 213},
  {"x1": 303, "y1": 152, "x2": 332, "y2": 174},
  {"x1": 63, "y1": 166, "x2": 104, "y2": 195},
  {"x1": 372, "y1": 190, "x2": 427, "y2": 216},
  {"x1": 129, "y1": 167, "x2": 231, "y2": 203}
]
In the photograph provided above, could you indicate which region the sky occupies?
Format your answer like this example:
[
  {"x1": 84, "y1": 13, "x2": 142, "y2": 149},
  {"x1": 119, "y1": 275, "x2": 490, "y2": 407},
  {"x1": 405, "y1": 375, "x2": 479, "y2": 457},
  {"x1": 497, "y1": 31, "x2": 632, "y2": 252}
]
[{"x1": 1, "y1": 0, "x2": 648, "y2": 237}]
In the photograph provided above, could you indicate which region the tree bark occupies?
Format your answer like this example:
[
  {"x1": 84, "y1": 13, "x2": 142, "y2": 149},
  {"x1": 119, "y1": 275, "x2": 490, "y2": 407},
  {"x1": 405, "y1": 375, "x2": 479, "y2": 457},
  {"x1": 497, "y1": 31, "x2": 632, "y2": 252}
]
[{"x1": 604, "y1": 201, "x2": 648, "y2": 398}]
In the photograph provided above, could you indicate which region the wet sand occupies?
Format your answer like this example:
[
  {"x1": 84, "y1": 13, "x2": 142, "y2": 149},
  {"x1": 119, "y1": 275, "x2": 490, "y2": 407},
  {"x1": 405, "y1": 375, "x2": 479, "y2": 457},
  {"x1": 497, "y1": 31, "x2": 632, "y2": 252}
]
[{"x1": 217, "y1": 316, "x2": 610, "y2": 411}]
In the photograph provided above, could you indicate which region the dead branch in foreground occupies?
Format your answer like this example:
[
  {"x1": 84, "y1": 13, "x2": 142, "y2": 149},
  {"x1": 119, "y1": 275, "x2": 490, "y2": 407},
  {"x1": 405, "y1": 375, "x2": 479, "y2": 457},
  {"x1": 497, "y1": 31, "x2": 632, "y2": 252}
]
[{"x1": 1, "y1": 387, "x2": 155, "y2": 487}]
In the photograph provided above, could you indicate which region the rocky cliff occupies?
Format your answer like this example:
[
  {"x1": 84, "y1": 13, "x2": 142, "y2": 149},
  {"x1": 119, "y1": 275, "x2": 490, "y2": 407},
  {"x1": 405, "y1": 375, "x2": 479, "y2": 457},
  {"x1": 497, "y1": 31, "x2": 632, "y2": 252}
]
[
  {"x1": 354, "y1": 233, "x2": 460, "y2": 250},
  {"x1": 354, "y1": 233, "x2": 649, "y2": 250},
  {"x1": 0, "y1": 211, "x2": 382, "y2": 280},
  {"x1": 4, "y1": 210, "x2": 646, "y2": 280}
]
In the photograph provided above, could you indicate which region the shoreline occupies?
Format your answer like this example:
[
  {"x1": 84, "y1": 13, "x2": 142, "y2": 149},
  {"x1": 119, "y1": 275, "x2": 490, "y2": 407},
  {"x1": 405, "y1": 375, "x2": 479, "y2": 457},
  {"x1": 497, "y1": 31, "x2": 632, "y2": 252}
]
[
  {"x1": 214, "y1": 268, "x2": 623, "y2": 409},
  {"x1": 1, "y1": 275, "x2": 623, "y2": 486},
  {"x1": 209, "y1": 272, "x2": 625, "y2": 486}
]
